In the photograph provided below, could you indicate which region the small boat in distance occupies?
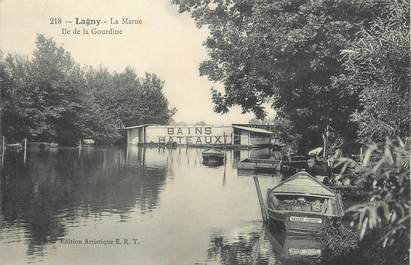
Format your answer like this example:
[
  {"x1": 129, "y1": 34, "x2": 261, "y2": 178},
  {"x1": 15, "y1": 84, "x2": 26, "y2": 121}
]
[
  {"x1": 238, "y1": 158, "x2": 281, "y2": 172},
  {"x1": 202, "y1": 148, "x2": 225, "y2": 165},
  {"x1": 165, "y1": 141, "x2": 177, "y2": 149},
  {"x1": 30, "y1": 142, "x2": 59, "y2": 150},
  {"x1": 82, "y1": 139, "x2": 95, "y2": 146},
  {"x1": 279, "y1": 155, "x2": 309, "y2": 176},
  {"x1": 6, "y1": 143, "x2": 23, "y2": 151},
  {"x1": 266, "y1": 171, "x2": 344, "y2": 235}
]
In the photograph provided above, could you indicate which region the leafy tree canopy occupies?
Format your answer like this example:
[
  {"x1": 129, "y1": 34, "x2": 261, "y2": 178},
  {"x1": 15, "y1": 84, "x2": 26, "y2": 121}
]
[
  {"x1": 342, "y1": 0, "x2": 410, "y2": 143},
  {"x1": 0, "y1": 34, "x2": 176, "y2": 145},
  {"x1": 173, "y1": 0, "x2": 406, "y2": 150}
]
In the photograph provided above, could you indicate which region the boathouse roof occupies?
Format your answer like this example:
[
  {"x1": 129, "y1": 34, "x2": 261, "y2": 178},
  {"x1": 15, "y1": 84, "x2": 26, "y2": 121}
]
[
  {"x1": 124, "y1": 124, "x2": 158, "y2": 130},
  {"x1": 232, "y1": 125, "x2": 273, "y2": 134}
]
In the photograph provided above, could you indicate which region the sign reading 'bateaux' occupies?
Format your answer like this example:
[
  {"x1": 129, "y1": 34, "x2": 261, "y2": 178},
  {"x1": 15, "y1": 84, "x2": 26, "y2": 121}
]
[{"x1": 146, "y1": 126, "x2": 233, "y2": 145}]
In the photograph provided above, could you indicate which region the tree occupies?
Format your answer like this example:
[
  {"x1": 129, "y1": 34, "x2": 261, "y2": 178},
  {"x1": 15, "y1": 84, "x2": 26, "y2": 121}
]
[
  {"x1": 0, "y1": 35, "x2": 85, "y2": 144},
  {"x1": 248, "y1": 115, "x2": 276, "y2": 125},
  {"x1": 30, "y1": 35, "x2": 85, "y2": 143},
  {"x1": 341, "y1": 0, "x2": 410, "y2": 143},
  {"x1": 173, "y1": 0, "x2": 388, "y2": 152},
  {"x1": 84, "y1": 67, "x2": 177, "y2": 143},
  {"x1": 1, "y1": 35, "x2": 176, "y2": 145},
  {"x1": 138, "y1": 73, "x2": 176, "y2": 125}
]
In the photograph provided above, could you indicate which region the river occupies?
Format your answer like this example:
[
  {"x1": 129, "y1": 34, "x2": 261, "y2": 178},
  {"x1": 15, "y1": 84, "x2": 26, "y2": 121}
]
[{"x1": 0, "y1": 146, "x2": 324, "y2": 265}]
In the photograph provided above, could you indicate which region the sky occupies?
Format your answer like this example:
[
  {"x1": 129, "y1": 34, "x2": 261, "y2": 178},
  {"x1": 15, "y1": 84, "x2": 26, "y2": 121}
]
[{"x1": 0, "y1": 0, "x2": 266, "y2": 125}]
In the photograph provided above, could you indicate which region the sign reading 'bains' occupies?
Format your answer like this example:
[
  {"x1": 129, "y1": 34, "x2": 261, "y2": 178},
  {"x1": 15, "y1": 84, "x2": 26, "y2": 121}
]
[{"x1": 148, "y1": 126, "x2": 233, "y2": 145}]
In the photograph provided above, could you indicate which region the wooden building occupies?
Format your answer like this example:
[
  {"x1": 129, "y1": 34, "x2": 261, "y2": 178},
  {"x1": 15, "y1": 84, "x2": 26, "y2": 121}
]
[{"x1": 125, "y1": 124, "x2": 273, "y2": 147}]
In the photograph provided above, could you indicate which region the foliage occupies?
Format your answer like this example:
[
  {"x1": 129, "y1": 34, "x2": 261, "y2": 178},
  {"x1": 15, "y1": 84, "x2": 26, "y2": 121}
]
[
  {"x1": 340, "y1": 138, "x2": 409, "y2": 248},
  {"x1": 320, "y1": 222, "x2": 359, "y2": 257},
  {"x1": 84, "y1": 67, "x2": 176, "y2": 143},
  {"x1": 174, "y1": 0, "x2": 409, "y2": 152},
  {"x1": 341, "y1": 0, "x2": 410, "y2": 143},
  {"x1": 0, "y1": 36, "x2": 84, "y2": 142},
  {"x1": 172, "y1": 0, "x2": 392, "y2": 151},
  {"x1": 357, "y1": 227, "x2": 410, "y2": 265},
  {"x1": 0, "y1": 34, "x2": 175, "y2": 145}
]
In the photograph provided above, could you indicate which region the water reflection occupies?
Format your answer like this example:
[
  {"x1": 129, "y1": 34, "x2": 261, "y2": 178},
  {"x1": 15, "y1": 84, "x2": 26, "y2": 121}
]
[
  {"x1": 206, "y1": 223, "x2": 322, "y2": 265},
  {"x1": 0, "y1": 147, "x2": 167, "y2": 256},
  {"x1": 207, "y1": 224, "x2": 264, "y2": 265},
  {"x1": 0, "y1": 146, "x2": 319, "y2": 265}
]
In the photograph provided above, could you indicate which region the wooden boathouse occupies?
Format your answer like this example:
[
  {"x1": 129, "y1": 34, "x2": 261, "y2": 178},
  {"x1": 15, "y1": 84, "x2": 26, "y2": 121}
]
[{"x1": 124, "y1": 124, "x2": 274, "y2": 147}]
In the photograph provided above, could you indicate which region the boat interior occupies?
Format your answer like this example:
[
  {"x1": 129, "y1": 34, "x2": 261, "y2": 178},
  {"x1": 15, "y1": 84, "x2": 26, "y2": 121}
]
[{"x1": 267, "y1": 192, "x2": 342, "y2": 216}]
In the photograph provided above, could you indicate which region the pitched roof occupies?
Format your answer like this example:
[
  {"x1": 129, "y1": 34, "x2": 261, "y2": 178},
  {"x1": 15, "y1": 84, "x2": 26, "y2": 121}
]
[
  {"x1": 124, "y1": 124, "x2": 158, "y2": 129},
  {"x1": 232, "y1": 125, "x2": 273, "y2": 134},
  {"x1": 202, "y1": 148, "x2": 224, "y2": 155}
]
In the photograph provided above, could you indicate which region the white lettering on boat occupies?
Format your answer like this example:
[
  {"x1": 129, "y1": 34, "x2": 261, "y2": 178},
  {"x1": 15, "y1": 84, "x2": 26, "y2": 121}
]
[
  {"x1": 288, "y1": 248, "x2": 321, "y2": 256},
  {"x1": 289, "y1": 216, "x2": 322, "y2": 223}
]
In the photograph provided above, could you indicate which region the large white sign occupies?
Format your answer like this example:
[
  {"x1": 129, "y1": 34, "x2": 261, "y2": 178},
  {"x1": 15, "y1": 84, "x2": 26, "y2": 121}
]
[{"x1": 146, "y1": 126, "x2": 233, "y2": 145}]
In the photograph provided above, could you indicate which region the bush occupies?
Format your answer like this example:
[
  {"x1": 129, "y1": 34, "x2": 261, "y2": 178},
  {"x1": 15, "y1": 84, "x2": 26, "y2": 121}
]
[
  {"x1": 339, "y1": 138, "x2": 409, "y2": 248},
  {"x1": 320, "y1": 222, "x2": 359, "y2": 257}
]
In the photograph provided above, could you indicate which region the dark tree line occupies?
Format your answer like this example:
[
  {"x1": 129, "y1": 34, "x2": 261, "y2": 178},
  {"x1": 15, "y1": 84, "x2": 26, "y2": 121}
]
[
  {"x1": 0, "y1": 34, "x2": 176, "y2": 145},
  {"x1": 173, "y1": 0, "x2": 409, "y2": 152}
]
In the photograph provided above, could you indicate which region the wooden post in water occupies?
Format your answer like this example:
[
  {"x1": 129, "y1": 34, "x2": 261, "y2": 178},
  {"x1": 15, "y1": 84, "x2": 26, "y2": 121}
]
[
  {"x1": 223, "y1": 143, "x2": 227, "y2": 189},
  {"x1": 223, "y1": 131, "x2": 227, "y2": 164},
  {"x1": 224, "y1": 132, "x2": 228, "y2": 188},
  {"x1": 126, "y1": 144, "x2": 129, "y2": 163},
  {"x1": 1, "y1": 136, "x2": 5, "y2": 167},
  {"x1": 78, "y1": 139, "x2": 82, "y2": 158},
  {"x1": 23, "y1": 138, "x2": 27, "y2": 165},
  {"x1": 254, "y1": 176, "x2": 267, "y2": 222},
  {"x1": 222, "y1": 163, "x2": 227, "y2": 188}
]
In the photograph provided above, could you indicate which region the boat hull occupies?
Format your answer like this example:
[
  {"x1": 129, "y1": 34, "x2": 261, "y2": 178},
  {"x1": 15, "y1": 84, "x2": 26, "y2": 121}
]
[
  {"x1": 267, "y1": 209, "x2": 339, "y2": 235},
  {"x1": 202, "y1": 156, "x2": 224, "y2": 166},
  {"x1": 202, "y1": 149, "x2": 225, "y2": 166},
  {"x1": 266, "y1": 231, "x2": 322, "y2": 262},
  {"x1": 202, "y1": 154, "x2": 224, "y2": 159},
  {"x1": 237, "y1": 158, "x2": 281, "y2": 171}
]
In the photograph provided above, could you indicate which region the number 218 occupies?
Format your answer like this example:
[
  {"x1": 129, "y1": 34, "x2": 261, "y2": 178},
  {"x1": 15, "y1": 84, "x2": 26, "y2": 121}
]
[{"x1": 50, "y1": 18, "x2": 62, "y2": 24}]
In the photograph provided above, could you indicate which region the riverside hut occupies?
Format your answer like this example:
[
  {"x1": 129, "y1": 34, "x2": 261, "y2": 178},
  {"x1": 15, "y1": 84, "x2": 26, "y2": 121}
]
[{"x1": 124, "y1": 124, "x2": 273, "y2": 147}]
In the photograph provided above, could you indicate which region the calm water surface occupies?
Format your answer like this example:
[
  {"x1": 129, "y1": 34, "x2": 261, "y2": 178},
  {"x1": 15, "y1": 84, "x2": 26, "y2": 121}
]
[{"x1": 0, "y1": 146, "x2": 321, "y2": 265}]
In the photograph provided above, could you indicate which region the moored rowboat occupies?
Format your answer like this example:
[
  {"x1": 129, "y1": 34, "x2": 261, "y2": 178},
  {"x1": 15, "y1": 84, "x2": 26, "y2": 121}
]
[
  {"x1": 6, "y1": 143, "x2": 23, "y2": 151},
  {"x1": 238, "y1": 158, "x2": 281, "y2": 171},
  {"x1": 266, "y1": 170, "x2": 344, "y2": 235},
  {"x1": 202, "y1": 148, "x2": 224, "y2": 164}
]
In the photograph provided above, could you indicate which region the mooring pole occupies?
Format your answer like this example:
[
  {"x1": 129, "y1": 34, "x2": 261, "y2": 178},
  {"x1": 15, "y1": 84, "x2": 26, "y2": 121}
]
[
  {"x1": 254, "y1": 176, "x2": 267, "y2": 222},
  {"x1": 2, "y1": 136, "x2": 5, "y2": 167},
  {"x1": 223, "y1": 149, "x2": 227, "y2": 189},
  {"x1": 126, "y1": 144, "x2": 129, "y2": 163},
  {"x1": 23, "y1": 138, "x2": 27, "y2": 165},
  {"x1": 78, "y1": 139, "x2": 82, "y2": 158}
]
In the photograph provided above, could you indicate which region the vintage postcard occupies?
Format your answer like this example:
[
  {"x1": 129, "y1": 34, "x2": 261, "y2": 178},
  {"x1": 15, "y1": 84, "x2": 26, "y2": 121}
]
[{"x1": 0, "y1": 0, "x2": 409, "y2": 265}]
